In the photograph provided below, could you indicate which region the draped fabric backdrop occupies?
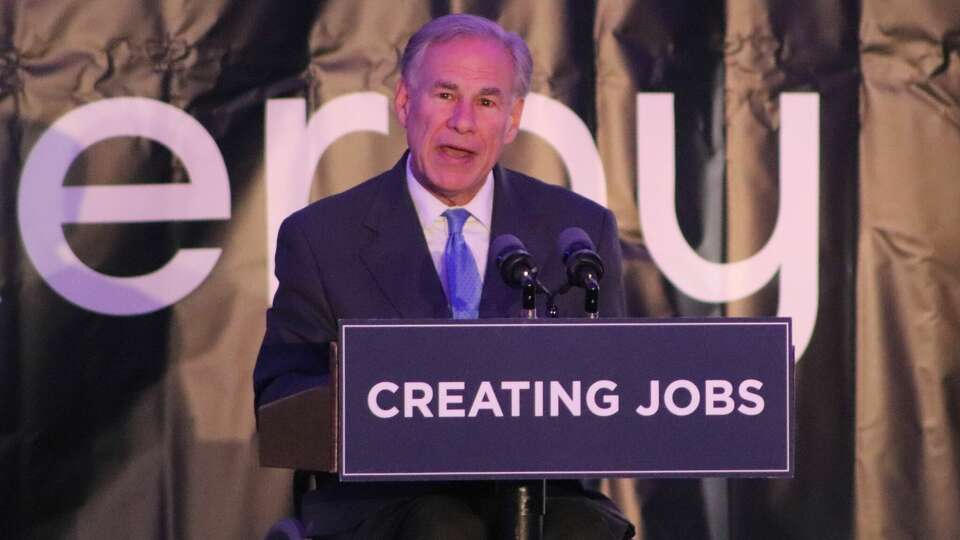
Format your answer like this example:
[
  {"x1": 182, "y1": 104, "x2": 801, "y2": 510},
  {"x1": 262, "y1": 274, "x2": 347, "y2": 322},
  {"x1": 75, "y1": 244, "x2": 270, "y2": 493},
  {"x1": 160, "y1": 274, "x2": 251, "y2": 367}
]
[{"x1": 1, "y1": 1, "x2": 958, "y2": 539}]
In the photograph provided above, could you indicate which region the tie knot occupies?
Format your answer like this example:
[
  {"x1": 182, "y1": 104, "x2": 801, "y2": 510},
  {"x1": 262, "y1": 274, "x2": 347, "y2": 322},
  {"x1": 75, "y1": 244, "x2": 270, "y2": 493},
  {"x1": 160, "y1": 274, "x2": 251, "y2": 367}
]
[{"x1": 443, "y1": 208, "x2": 471, "y2": 235}]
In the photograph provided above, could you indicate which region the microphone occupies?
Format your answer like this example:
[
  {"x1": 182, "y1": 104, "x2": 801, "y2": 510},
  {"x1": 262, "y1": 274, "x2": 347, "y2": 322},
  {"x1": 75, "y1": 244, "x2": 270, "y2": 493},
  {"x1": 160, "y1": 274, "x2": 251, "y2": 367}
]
[
  {"x1": 492, "y1": 234, "x2": 554, "y2": 316},
  {"x1": 557, "y1": 227, "x2": 604, "y2": 290},
  {"x1": 558, "y1": 227, "x2": 604, "y2": 318},
  {"x1": 492, "y1": 234, "x2": 538, "y2": 289}
]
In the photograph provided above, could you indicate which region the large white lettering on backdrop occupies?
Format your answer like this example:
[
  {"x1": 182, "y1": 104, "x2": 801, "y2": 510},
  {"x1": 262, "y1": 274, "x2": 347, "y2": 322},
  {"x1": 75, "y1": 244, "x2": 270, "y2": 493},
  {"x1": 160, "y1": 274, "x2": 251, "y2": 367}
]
[
  {"x1": 265, "y1": 92, "x2": 390, "y2": 302},
  {"x1": 636, "y1": 93, "x2": 819, "y2": 356},
  {"x1": 17, "y1": 93, "x2": 819, "y2": 357},
  {"x1": 17, "y1": 97, "x2": 231, "y2": 316}
]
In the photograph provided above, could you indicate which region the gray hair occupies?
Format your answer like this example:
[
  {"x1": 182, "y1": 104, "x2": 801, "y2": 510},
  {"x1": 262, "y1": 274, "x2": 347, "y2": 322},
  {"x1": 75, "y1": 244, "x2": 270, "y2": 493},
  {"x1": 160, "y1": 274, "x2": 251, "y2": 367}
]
[{"x1": 400, "y1": 13, "x2": 533, "y2": 98}]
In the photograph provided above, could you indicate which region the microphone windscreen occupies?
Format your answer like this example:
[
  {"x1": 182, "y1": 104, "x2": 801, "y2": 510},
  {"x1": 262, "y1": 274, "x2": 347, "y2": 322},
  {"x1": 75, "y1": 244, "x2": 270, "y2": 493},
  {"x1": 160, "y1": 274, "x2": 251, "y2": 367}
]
[
  {"x1": 557, "y1": 227, "x2": 595, "y2": 261},
  {"x1": 491, "y1": 234, "x2": 536, "y2": 288},
  {"x1": 491, "y1": 234, "x2": 526, "y2": 265}
]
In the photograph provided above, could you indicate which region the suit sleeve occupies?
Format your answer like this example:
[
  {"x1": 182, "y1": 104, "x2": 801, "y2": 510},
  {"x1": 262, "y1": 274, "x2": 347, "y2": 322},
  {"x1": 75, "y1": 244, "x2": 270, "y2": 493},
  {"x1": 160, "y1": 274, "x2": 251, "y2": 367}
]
[
  {"x1": 596, "y1": 208, "x2": 627, "y2": 318},
  {"x1": 253, "y1": 215, "x2": 338, "y2": 412}
]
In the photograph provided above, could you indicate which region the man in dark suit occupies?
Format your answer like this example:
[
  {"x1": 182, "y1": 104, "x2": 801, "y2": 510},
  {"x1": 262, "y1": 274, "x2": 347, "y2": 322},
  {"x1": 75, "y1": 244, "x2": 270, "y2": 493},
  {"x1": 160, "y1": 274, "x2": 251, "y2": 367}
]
[{"x1": 255, "y1": 13, "x2": 634, "y2": 540}]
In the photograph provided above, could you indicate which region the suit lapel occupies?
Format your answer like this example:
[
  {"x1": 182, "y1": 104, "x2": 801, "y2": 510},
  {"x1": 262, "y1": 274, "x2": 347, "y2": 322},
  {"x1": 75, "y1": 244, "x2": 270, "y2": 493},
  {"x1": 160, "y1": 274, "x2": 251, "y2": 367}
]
[
  {"x1": 358, "y1": 158, "x2": 451, "y2": 319},
  {"x1": 359, "y1": 160, "x2": 532, "y2": 319},
  {"x1": 478, "y1": 165, "x2": 524, "y2": 318}
]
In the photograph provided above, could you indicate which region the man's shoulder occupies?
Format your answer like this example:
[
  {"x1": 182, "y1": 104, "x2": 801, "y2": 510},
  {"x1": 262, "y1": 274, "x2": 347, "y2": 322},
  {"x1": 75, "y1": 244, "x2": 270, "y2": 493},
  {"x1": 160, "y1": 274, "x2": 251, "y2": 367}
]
[
  {"x1": 501, "y1": 167, "x2": 611, "y2": 217},
  {"x1": 285, "y1": 166, "x2": 397, "y2": 228}
]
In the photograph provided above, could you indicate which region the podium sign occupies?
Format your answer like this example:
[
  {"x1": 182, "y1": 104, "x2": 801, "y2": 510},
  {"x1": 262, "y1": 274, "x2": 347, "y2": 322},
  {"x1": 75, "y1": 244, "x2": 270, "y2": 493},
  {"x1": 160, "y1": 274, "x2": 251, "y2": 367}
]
[{"x1": 338, "y1": 318, "x2": 793, "y2": 481}]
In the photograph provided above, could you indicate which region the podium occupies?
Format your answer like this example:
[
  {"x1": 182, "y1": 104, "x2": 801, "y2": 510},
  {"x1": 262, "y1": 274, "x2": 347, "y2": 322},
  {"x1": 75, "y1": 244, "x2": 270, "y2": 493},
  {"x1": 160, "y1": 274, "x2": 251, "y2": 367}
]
[{"x1": 258, "y1": 318, "x2": 794, "y2": 538}]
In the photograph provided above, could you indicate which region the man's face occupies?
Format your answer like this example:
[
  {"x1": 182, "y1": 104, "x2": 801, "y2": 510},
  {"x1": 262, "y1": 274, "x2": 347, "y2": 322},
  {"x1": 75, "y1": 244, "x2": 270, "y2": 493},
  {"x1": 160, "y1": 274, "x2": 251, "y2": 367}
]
[{"x1": 395, "y1": 36, "x2": 525, "y2": 206}]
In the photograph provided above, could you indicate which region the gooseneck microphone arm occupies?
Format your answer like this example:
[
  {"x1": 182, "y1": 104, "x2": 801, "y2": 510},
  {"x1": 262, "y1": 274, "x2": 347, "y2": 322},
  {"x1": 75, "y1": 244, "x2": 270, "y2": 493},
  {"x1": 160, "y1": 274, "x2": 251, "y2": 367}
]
[
  {"x1": 521, "y1": 275, "x2": 536, "y2": 315},
  {"x1": 582, "y1": 273, "x2": 600, "y2": 318}
]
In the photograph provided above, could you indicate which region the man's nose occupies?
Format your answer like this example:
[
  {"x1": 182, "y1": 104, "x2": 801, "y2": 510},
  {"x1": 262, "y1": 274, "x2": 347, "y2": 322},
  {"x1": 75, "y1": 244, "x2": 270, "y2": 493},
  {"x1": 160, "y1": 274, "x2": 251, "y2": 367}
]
[{"x1": 447, "y1": 100, "x2": 476, "y2": 133}]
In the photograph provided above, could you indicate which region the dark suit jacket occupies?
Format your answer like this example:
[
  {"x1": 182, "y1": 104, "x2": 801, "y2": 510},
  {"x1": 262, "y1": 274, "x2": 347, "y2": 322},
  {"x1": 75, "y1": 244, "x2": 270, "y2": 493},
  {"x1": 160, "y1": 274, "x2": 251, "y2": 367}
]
[{"x1": 254, "y1": 154, "x2": 626, "y2": 534}]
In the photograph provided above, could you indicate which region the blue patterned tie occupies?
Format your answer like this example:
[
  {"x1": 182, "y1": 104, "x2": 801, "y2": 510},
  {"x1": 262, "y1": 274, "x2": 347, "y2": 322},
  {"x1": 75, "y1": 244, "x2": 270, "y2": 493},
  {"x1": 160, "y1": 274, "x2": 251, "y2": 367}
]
[{"x1": 442, "y1": 208, "x2": 481, "y2": 319}]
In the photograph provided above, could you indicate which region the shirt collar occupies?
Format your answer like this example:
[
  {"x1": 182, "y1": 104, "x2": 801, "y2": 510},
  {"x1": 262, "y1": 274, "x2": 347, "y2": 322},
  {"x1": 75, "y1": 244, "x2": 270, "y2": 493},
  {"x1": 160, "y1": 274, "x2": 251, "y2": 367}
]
[{"x1": 405, "y1": 153, "x2": 494, "y2": 230}]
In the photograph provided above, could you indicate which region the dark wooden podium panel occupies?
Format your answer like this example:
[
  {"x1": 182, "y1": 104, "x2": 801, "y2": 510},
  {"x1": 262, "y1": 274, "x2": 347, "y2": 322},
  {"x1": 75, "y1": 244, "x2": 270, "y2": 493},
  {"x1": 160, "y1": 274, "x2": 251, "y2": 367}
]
[
  {"x1": 257, "y1": 386, "x2": 337, "y2": 471},
  {"x1": 257, "y1": 344, "x2": 338, "y2": 471}
]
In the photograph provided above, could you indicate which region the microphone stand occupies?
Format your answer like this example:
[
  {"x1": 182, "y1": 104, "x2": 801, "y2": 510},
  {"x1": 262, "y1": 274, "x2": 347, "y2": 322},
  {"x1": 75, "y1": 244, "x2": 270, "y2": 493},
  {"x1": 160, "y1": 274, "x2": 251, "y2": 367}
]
[
  {"x1": 496, "y1": 228, "x2": 600, "y2": 536},
  {"x1": 553, "y1": 273, "x2": 601, "y2": 319},
  {"x1": 520, "y1": 273, "x2": 537, "y2": 319},
  {"x1": 498, "y1": 478, "x2": 545, "y2": 540},
  {"x1": 506, "y1": 271, "x2": 598, "y2": 540},
  {"x1": 497, "y1": 274, "x2": 547, "y2": 540},
  {"x1": 583, "y1": 275, "x2": 600, "y2": 319},
  {"x1": 500, "y1": 272, "x2": 599, "y2": 539}
]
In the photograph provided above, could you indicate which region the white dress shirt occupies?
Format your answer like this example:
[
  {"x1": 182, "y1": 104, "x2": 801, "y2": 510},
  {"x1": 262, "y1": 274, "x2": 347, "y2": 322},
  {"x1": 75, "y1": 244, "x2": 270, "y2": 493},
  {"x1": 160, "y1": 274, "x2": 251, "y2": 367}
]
[{"x1": 405, "y1": 155, "x2": 493, "y2": 300}]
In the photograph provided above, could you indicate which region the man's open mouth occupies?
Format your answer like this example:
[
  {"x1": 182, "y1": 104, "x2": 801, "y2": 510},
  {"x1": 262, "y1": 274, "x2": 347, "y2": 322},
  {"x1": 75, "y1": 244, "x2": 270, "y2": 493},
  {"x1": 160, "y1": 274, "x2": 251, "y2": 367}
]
[{"x1": 438, "y1": 145, "x2": 476, "y2": 159}]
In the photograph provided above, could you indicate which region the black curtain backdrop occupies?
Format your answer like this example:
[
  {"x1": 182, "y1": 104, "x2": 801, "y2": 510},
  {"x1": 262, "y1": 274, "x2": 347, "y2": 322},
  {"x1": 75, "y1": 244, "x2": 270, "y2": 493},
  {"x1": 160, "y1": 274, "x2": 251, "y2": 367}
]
[{"x1": 1, "y1": 1, "x2": 958, "y2": 539}]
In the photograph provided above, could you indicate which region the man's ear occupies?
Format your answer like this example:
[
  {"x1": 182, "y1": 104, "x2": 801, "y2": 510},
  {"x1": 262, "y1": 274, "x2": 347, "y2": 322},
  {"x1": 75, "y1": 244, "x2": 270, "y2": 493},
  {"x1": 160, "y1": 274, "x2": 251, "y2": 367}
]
[
  {"x1": 394, "y1": 79, "x2": 411, "y2": 127},
  {"x1": 503, "y1": 97, "x2": 525, "y2": 144}
]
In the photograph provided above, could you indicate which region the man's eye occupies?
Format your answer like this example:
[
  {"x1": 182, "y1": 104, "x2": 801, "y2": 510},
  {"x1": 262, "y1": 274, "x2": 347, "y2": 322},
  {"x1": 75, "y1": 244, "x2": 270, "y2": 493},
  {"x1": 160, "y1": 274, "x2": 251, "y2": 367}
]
[
  {"x1": 437, "y1": 92, "x2": 453, "y2": 100},
  {"x1": 479, "y1": 98, "x2": 495, "y2": 107}
]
